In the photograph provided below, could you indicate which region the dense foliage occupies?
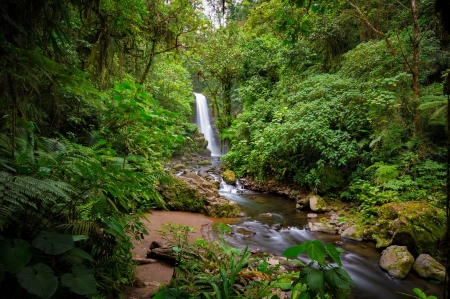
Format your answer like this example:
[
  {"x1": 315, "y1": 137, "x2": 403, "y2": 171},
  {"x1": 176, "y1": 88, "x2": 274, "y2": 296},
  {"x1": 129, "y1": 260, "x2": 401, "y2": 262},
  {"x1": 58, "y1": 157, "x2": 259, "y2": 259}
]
[
  {"x1": 201, "y1": 0, "x2": 450, "y2": 212},
  {"x1": 0, "y1": 0, "x2": 205, "y2": 298}
]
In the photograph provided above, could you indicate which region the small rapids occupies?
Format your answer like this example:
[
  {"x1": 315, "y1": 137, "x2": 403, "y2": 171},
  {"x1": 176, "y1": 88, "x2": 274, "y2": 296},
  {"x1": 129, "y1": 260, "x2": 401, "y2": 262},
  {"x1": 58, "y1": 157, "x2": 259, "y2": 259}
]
[{"x1": 215, "y1": 192, "x2": 443, "y2": 299}]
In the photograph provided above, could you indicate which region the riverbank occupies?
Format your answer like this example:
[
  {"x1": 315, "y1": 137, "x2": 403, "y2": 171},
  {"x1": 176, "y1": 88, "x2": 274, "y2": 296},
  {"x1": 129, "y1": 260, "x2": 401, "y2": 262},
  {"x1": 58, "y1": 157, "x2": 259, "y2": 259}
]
[{"x1": 126, "y1": 210, "x2": 214, "y2": 299}]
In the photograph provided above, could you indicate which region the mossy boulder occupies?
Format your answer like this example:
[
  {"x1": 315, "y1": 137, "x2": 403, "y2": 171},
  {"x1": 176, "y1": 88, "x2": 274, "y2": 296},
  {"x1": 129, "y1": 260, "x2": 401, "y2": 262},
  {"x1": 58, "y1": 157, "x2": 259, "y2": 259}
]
[
  {"x1": 341, "y1": 226, "x2": 364, "y2": 241},
  {"x1": 173, "y1": 164, "x2": 186, "y2": 170},
  {"x1": 222, "y1": 169, "x2": 236, "y2": 185},
  {"x1": 309, "y1": 195, "x2": 328, "y2": 212},
  {"x1": 158, "y1": 177, "x2": 207, "y2": 213},
  {"x1": 413, "y1": 254, "x2": 446, "y2": 281},
  {"x1": 197, "y1": 160, "x2": 212, "y2": 166},
  {"x1": 158, "y1": 173, "x2": 241, "y2": 218},
  {"x1": 371, "y1": 202, "x2": 446, "y2": 255},
  {"x1": 379, "y1": 245, "x2": 414, "y2": 279}
]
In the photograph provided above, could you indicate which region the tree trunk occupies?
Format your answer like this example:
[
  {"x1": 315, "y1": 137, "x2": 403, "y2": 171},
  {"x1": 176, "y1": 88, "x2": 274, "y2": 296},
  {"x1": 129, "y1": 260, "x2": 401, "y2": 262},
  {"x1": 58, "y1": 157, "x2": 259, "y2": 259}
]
[
  {"x1": 411, "y1": 0, "x2": 421, "y2": 135},
  {"x1": 140, "y1": 40, "x2": 157, "y2": 85}
]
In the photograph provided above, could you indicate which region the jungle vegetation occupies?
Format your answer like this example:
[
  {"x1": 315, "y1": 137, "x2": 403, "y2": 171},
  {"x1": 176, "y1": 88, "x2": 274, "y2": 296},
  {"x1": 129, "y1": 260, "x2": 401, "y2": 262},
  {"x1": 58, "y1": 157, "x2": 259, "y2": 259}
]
[{"x1": 0, "y1": 0, "x2": 449, "y2": 298}]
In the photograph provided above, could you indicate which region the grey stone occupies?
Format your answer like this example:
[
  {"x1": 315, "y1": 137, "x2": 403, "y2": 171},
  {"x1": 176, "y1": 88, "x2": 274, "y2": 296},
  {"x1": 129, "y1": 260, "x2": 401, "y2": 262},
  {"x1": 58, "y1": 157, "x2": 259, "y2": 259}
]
[
  {"x1": 379, "y1": 245, "x2": 414, "y2": 279},
  {"x1": 413, "y1": 254, "x2": 445, "y2": 281}
]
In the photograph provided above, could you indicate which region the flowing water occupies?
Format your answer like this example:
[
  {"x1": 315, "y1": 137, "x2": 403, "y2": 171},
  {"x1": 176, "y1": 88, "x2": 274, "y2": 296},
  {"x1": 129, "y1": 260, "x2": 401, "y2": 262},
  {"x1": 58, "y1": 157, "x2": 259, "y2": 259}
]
[
  {"x1": 215, "y1": 192, "x2": 443, "y2": 299},
  {"x1": 195, "y1": 93, "x2": 222, "y2": 157},
  {"x1": 193, "y1": 93, "x2": 443, "y2": 299}
]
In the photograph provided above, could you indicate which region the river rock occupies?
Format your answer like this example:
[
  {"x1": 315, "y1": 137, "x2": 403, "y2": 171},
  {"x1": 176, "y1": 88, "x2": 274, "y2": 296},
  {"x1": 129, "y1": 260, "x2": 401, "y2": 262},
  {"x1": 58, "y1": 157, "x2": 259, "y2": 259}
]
[
  {"x1": 369, "y1": 202, "x2": 445, "y2": 255},
  {"x1": 308, "y1": 222, "x2": 339, "y2": 234},
  {"x1": 173, "y1": 164, "x2": 186, "y2": 170},
  {"x1": 341, "y1": 226, "x2": 364, "y2": 241},
  {"x1": 309, "y1": 195, "x2": 328, "y2": 212},
  {"x1": 307, "y1": 213, "x2": 318, "y2": 219},
  {"x1": 223, "y1": 169, "x2": 236, "y2": 185},
  {"x1": 158, "y1": 172, "x2": 240, "y2": 217},
  {"x1": 379, "y1": 245, "x2": 414, "y2": 279},
  {"x1": 296, "y1": 197, "x2": 309, "y2": 210},
  {"x1": 413, "y1": 254, "x2": 446, "y2": 281}
]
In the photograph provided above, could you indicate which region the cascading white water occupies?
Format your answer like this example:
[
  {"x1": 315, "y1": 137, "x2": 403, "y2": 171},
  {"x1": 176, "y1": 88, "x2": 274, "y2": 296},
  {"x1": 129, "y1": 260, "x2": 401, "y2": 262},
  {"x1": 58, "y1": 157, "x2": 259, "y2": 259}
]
[{"x1": 194, "y1": 93, "x2": 221, "y2": 157}]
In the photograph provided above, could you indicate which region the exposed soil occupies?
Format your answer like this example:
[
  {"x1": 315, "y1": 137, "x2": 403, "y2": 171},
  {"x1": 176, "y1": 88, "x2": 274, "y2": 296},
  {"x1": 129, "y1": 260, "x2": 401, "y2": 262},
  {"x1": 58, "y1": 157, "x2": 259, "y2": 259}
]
[{"x1": 126, "y1": 210, "x2": 214, "y2": 299}]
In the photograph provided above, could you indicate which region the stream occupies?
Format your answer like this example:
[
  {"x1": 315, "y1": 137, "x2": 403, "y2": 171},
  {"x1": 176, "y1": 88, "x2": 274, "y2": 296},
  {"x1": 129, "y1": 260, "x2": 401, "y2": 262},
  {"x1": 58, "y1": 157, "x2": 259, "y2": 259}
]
[
  {"x1": 193, "y1": 92, "x2": 443, "y2": 299},
  {"x1": 214, "y1": 189, "x2": 443, "y2": 299}
]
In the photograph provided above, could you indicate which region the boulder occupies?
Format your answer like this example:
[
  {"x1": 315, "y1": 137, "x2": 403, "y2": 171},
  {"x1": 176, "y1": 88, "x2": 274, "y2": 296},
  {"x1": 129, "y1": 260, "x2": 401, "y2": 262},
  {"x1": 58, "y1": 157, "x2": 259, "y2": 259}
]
[
  {"x1": 223, "y1": 169, "x2": 236, "y2": 185},
  {"x1": 197, "y1": 160, "x2": 212, "y2": 166},
  {"x1": 173, "y1": 164, "x2": 186, "y2": 170},
  {"x1": 308, "y1": 222, "x2": 339, "y2": 234},
  {"x1": 379, "y1": 245, "x2": 414, "y2": 279},
  {"x1": 158, "y1": 173, "x2": 240, "y2": 217},
  {"x1": 413, "y1": 254, "x2": 446, "y2": 281},
  {"x1": 309, "y1": 195, "x2": 328, "y2": 212},
  {"x1": 296, "y1": 197, "x2": 309, "y2": 210},
  {"x1": 370, "y1": 202, "x2": 446, "y2": 255},
  {"x1": 341, "y1": 226, "x2": 364, "y2": 241}
]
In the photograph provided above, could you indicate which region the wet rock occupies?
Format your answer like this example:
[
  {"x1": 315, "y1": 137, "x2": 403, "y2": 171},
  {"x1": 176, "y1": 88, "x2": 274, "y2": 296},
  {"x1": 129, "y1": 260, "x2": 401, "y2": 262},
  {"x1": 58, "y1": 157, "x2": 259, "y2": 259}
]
[
  {"x1": 309, "y1": 195, "x2": 328, "y2": 212},
  {"x1": 223, "y1": 169, "x2": 236, "y2": 185},
  {"x1": 260, "y1": 213, "x2": 273, "y2": 218},
  {"x1": 341, "y1": 226, "x2": 364, "y2": 241},
  {"x1": 307, "y1": 213, "x2": 318, "y2": 219},
  {"x1": 379, "y1": 245, "x2": 414, "y2": 279},
  {"x1": 308, "y1": 222, "x2": 339, "y2": 234},
  {"x1": 197, "y1": 160, "x2": 212, "y2": 166},
  {"x1": 296, "y1": 197, "x2": 309, "y2": 210},
  {"x1": 330, "y1": 214, "x2": 339, "y2": 220},
  {"x1": 198, "y1": 171, "x2": 209, "y2": 178},
  {"x1": 173, "y1": 164, "x2": 186, "y2": 170},
  {"x1": 413, "y1": 254, "x2": 446, "y2": 281},
  {"x1": 370, "y1": 202, "x2": 445, "y2": 255}
]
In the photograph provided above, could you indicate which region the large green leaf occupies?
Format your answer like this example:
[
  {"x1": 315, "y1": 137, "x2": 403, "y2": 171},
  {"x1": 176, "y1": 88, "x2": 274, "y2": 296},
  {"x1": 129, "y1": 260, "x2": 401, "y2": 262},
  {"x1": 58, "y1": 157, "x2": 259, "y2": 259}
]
[
  {"x1": 300, "y1": 267, "x2": 324, "y2": 294},
  {"x1": 17, "y1": 263, "x2": 58, "y2": 299},
  {"x1": 32, "y1": 231, "x2": 74, "y2": 255},
  {"x1": 104, "y1": 218, "x2": 124, "y2": 235},
  {"x1": 282, "y1": 242, "x2": 307, "y2": 259},
  {"x1": 325, "y1": 242, "x2": 343, "y2": 266},
  {"x1": 61, "y1": 265, "x2": 97, "y2": 295},
  {"x1": 323, "y1": 267, "x2": 352, "y2": 290},
  {"x1": 68, "y1": 247, "x2": 94, "y2": 262},
  {"x1": 0, "y1": 238, "x2": 31, "y2": 273},
  {"x1": 304, "y1": 240, "x2": 327, "y2": 266}
]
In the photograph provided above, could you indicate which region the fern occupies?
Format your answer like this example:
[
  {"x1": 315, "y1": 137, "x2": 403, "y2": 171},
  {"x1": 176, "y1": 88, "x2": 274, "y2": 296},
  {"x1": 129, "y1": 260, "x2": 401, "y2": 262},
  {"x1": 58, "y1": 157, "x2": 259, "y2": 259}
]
[{"x1": 365, "y1": 162, "x2": 399, "y2": 185}]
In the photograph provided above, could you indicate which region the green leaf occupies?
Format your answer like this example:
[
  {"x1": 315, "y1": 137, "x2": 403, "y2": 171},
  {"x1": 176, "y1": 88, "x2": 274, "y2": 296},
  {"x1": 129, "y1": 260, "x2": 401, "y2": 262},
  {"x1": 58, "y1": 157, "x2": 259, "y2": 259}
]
[
  {"x1": 0, "y1": 239, "x2": 31, "y2": 273},
  {"x1": 104, "y1": 218, "x2": 124, "y2": 235},
  {"x1": 32, "y1": 231, "x2": 74, "y2": 255},
  {"x1": 164, "y1": 288, "x2": 190, "y2": 299},
  {"x1": 282, "y1": 243, "x2": 307, "y2": 258},
  {"x1": 300, "y1": 267, "x2": 324, "y2": 294},
  {"x1": 305, "y1": 240, "x2": 327, "y2": 266},
  {"x1": 323, "y1": 267, "x2": 352, "y2": 290},
  {"x1": 72, "y1": 235, "x2": 89, "y2": 242},
  {"x1": 325, "y1": 242, "x2": 343, "y2": 266},
  {"x1": 17, "y1": 263, "x2": 58, "y2": 299},
  {"x1": 68, "y1": 247, "x2": 95, "y2": 262},
  {"x1": 61, "y1": 265, "x2": 97, "y2": 295}
]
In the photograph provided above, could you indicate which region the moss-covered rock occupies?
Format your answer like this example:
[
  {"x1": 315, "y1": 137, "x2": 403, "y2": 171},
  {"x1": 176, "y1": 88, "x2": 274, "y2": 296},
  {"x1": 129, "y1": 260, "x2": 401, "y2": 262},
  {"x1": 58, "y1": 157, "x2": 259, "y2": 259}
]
[
  {"x1": 158, "y1": 177, "x2": 207, "y2": 213},
  {"x1": 197, "y1": 160, "x2": 212, "y2": 166},
  {"x1": 413, "y1": 254, "x2": 446, "y2": 281},
  {"x1": 370, "y1": 202, "x2": 446, "y2": 255},
  {"x1": 379, "y1": 245, "x2": 414, "y2": 279},
  {"x1": 341, "y1": 226, "x2": 364, "y2": 241},
  {"x1": 173, "y1": 164, "x2": 186, "y2": 170},
  {"x1": 223, "y1": 169, "x2": 236, "y2": 185},
  {"x1": 158, "y1": 173, "x2": 241, "y2": 218},
  {"x1": 309, "y1": 195, "x2": 328, "y2": 212}
]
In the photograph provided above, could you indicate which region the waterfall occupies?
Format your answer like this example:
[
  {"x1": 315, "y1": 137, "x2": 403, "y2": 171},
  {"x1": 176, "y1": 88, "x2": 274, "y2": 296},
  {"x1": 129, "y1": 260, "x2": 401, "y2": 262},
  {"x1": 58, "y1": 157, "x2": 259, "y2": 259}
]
[{"x1": 194, "y1": 93, "x2": 222, "y2": 157}]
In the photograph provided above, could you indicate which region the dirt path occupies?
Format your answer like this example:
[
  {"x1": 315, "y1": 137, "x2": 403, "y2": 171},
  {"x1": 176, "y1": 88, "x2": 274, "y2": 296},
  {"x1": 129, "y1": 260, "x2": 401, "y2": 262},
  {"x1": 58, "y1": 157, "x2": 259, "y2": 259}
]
[{"x1": 126, "y1": 210, "x2": 214, "y2": 299}]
